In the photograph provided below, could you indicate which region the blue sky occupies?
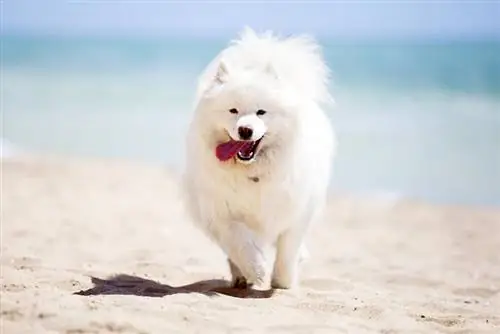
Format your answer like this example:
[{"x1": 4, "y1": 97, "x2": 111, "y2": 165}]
[{"x1": 2, "y1": 0, "x2": 499, "y2": 39}]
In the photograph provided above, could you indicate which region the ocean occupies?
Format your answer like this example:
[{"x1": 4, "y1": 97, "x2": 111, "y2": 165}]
[{"x1": 2, "y1": 35, "x2": 499, "y2": 206}]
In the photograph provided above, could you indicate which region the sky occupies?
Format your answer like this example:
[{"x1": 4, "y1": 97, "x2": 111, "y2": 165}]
[{"x1": 2, "y1": 0, "x2": 500, "y2": 39}]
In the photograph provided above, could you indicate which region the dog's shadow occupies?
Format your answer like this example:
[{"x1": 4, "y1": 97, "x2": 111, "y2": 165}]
[{"x1": 74, "y1": 274, "x2": 275, "y2": 299}]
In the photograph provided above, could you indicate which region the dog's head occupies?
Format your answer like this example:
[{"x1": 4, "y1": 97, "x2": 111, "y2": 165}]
[{"x1": 193, "y1": 61, "x2": 300, "y2": 165}]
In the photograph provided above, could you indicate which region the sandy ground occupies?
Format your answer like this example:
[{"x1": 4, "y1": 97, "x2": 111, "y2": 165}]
[{"x1": 1, "y1": 155, "x2": 499, "y2": 334}]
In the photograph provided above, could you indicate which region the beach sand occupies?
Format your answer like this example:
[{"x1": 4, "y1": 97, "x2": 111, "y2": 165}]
[{"x1": 2, "y1": 155, "x2": 499, "y2": 333}]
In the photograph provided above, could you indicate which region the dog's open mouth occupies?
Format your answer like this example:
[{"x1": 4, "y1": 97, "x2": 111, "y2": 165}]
[
  {"x1": 236, "y1": 138, "x2": 262, "y2": 162},
  {"x1": 216, "y1": 138, "x2": 263, "y2": 163}
]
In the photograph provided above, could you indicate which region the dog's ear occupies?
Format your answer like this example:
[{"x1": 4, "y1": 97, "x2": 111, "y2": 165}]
[{"x1": 214, "y1": 61, "x2": 229, "y2": 84}]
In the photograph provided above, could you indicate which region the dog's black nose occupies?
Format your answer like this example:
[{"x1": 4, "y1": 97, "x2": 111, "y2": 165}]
[{"x1": 238, "y1": 126, "x2": 253, "y2": 140}]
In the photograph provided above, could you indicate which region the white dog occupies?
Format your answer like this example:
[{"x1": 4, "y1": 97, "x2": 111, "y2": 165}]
[{"x1": 183, "y1": 27, "x2": 336, "y2": 289}]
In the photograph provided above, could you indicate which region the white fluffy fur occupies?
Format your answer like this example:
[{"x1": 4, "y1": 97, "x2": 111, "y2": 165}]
[{"x1": 183, "y1": 27, "x2": 336, "y2": 289}]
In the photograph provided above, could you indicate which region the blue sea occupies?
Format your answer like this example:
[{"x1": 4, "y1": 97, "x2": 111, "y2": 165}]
[{"x1": 2, "y1": 35, "x2": 500, "y2": 206}]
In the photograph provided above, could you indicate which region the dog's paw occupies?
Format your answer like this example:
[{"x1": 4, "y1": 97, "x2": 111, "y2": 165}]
[
  {"x1": 271, "y1": 257, "x2": 299, "y2": 289},
  {"x1": 270, "y1": 272, "x2": 298, "y2": 289},
  {"x1": 233, "y1": 247, "x2": 266, "y2": 287},
  {"x1": 231, "y1": 275, "x2": 252, "y2": 289},
  {"x1": 270, "y1": 278, "x2": 296, "y2": 289}
]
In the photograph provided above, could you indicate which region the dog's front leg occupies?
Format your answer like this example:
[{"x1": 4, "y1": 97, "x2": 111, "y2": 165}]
[
  {"x1": 271, "y1": 227, "x2": 305, "y2": 289},
  {"x1": 215, "y1": 221, "x2": 266, "y2": 288}
]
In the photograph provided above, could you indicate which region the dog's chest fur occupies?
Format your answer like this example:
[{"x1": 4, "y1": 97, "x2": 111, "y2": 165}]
[{"x1": 190, "y1": 160, "x2": 304, "y2": 240}]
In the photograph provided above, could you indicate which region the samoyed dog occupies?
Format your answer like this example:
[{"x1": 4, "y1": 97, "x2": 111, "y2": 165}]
[{"x1": 183, "y1": 28, "x2": 336, "y2": 289}]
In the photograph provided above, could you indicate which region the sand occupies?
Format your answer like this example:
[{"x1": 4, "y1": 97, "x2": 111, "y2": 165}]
[{"x1": 1, "y1": 155, "x2": 499, "y2": 334}]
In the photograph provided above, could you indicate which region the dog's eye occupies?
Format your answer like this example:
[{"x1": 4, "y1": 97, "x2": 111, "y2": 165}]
[
  {"x1": 229, "y1": 108, "x2": 238, "y2": 114},
  {"x1": 256, "y1": 109, "x2": 267, "y2": 116}
]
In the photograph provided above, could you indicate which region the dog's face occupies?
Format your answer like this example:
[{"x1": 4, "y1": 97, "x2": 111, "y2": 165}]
[{"x1": 194, "y1": 62, "x2": 299, "y2": 165}]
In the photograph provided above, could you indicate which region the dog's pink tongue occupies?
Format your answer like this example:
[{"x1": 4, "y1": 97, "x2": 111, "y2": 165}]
[{"x1": 215, "y1": 140, "x2": 249, "y2": 161}]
